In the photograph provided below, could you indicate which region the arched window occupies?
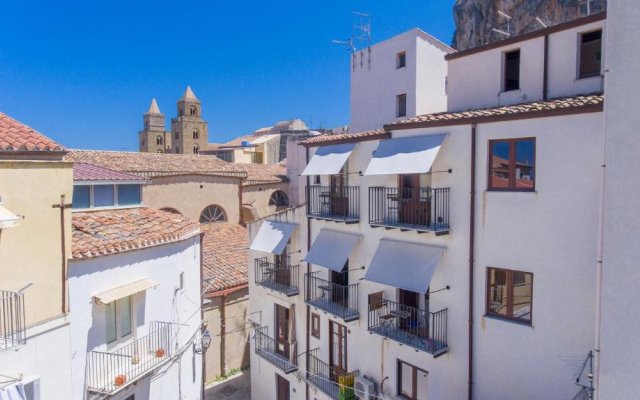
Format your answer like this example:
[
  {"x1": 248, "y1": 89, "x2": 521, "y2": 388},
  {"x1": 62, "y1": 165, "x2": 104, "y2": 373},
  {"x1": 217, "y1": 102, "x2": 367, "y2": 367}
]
[
  {"x1": 193, "y1": 129, "x2": 199, "y2": 139},
  {"x1": 156, "y1": 149, "x2": 163, "y2": 153},
  {"x1": 269, "y1": 190, "x2": 289, "y2": 207},
  {"x1": 193, "y1": 144, "x2": 199, "y2": 154},
  {"x1": 161, "y1": 207, "x2": 182, "y2": 215},
  {"x1": 190, "y1": 106, "x2": 197, "y2": 116},
  {"x1": 199, "y1": 205, "x2": 227, "y2": 223},
  {"x1": 156, "y1": 135, "x2": 163, "y2": 145}
]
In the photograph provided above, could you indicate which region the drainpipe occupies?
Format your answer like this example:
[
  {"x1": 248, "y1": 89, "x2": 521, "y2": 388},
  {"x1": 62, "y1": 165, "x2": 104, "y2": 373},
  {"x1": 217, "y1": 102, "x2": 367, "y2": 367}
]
[
  {"x1": 220, "y1": 293, "x2": 227, "y2": 377},
  {"x1": 468, "y1": 124, "x2": 477, "y2": 400},
  {"x1": 305, "y1": 146, "x2": 311, "y2": 400},
  {"x1": 239, "y1": 177, "x2": 245, "y2": 226},
  {"x1": 200, "y1": 232, "x2": 206, "y2": 400},
  {"x1": 543, "y1": 34, "x2": 549, "y2": 100},
  {"x1": 52, "y1": 194, "x2": 71, "y2": 315}
]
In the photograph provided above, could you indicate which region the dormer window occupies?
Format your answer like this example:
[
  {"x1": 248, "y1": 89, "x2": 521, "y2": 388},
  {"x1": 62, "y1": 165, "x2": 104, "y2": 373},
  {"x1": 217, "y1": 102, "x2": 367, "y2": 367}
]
[
  {"x1": 73, "y1": 184, "x2": 143, "y2": 210},
  {"x1": 579, "y1": 30, "x2": 602, "y2": 79},
  {"x1": 503, "y1": 49, "x2": 521, "y2": 92},
  {"x1": 396, "y1": 51, "x2": 406, "y2": 69}
]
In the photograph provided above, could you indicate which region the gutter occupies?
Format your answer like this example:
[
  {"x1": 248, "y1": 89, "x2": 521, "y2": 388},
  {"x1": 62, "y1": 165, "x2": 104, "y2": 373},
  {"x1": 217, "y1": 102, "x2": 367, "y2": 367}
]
[{"x1": 468, "y1": 124, "x2": 477, "y2": 400}]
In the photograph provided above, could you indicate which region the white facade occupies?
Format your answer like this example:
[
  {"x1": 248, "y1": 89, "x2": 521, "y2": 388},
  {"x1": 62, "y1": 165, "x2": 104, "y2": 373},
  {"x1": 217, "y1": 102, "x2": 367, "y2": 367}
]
[
  {"x1": 68, "y1": 237, "x2": 203, "y2": 400},
  {"x1": 350, "y1": 29, "x2": 452, "y2": 133}
]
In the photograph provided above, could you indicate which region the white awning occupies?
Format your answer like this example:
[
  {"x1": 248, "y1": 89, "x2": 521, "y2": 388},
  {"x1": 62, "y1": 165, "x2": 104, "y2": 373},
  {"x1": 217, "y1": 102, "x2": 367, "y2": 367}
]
[
  {"x1": 301, "y1": 143, "x2": 355, "y2": 176},
  {"x1": 249, "y1": 221, "x2": 297, "y2": 255},
  {"x1": 0, "y1": 205, "x2": 22, "y2": 229},
  {"x1": 363, "y1": 134, "x2": 446, "y2": 175},
  {"x1": 92, "y1": 278, "x2": 159, "y2": 305},
  {"x1": 303, "y1": 229, "x2": 361, "y2": 272},
  {"x1": 364, "y1": 239, "x2": 444, "y2": 293}
]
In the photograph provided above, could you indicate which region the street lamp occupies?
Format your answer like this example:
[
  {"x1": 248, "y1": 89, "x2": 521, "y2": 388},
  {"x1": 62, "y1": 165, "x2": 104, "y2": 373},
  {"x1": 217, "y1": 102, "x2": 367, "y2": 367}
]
[{"x1": 194, "y1": 329, "x2": 212, "y2": 354}]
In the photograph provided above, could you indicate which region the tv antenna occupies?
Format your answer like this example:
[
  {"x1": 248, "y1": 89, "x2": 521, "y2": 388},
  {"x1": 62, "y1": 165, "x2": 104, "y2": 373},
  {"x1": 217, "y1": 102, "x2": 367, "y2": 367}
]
[
  {"x1": 490, "y1": 10, "x2": 512, "y2": 40},
  {"x1": 535, "y1": 17, "x2": 548, "y2": 28},
  {"x1": 580, "y1": 0, "x2": 595, "y2": 16},
  {"x1": 332, "y1": 11, "x2": 372, "y2": 70}
]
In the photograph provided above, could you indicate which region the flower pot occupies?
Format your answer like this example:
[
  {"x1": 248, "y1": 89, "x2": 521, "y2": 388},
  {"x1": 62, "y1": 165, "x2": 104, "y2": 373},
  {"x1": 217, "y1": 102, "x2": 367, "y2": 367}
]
[
  {"x1": 155, "y1": 348, "x2": 166, "y2": 358},
  {"x1": 114, "y1": 374, "x2": 126, "y2": 386}
]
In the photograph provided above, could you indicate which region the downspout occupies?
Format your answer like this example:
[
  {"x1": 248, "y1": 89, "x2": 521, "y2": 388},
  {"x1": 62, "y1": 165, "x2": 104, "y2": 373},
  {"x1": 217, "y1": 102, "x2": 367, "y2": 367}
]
[
  {"x1": 52, "y1": 194, "x2": 71, "y2": 314},
  {"x1": 305, "y1": 146, "x2": 311, "y2": 400},
  {"x1": 239, "y1": 177, "x2": 245, "y2": 226},
  {"x1": 468, "y1": 124, "x2": 477, "y2": 400},
  {"x1": 220, "y1": 293, "x2": 227, "y2": 377},
  {"x1": 200, "y1": 232, "x2": 206, "y2": 400},
  {"x1": 543, "y1": 33, "x2": 549, "y2": 100}
]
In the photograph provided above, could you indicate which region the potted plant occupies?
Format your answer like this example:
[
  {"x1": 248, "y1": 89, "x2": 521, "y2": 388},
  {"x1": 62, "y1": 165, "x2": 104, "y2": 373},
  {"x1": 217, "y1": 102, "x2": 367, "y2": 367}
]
[
  {"x1": 114, "y1": 374, "x2": 126, "y2": 386},
  {"x1": 155, "y1": 348, "x2": 166, "y2": 358}
]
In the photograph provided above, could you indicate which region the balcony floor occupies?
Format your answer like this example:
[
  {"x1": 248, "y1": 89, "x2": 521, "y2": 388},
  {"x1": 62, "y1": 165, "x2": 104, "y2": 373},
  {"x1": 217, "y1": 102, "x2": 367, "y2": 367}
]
[
  {"x1": 370, "y1": 221, "x2": 449, "y2": 235},
  {"x1": 255, "y1": 280, "x2": 298, "y2": 297},
  {"x1": 307, "y1": 214, "x2": 359, "y2": 224},
  {"x1": 306, "y1": 298, "x2": 359, "y2": 322},
  {"x1": 255, "y1": 348, "x2": 298, "y2": 374},
  {"x1": 308, "y1": 374, "x2": 340, "y2": 400},
  {"x1": 87, "y1": 351, "x2": 169, "y2": 394},
  {"x1": 368, "y1": 325, "x2": 448, "y2": 357}
]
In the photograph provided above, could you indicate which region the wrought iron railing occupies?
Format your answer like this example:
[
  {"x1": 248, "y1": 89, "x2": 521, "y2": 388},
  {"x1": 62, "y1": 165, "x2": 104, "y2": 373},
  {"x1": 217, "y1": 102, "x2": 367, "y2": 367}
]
[
  {"x1": 254, "y1": 326, "x2": 297, "y2": 373},
  {"x1": 368, "y1": 187, "x2": 450, "y2": 233},
  {"x1": 0, "y1": 290, "x2": 26, "y2": 351},
  {"x1": 254, "y1": 257, "x2": 299, "y2": 296},
  {"x1": 307, "y1": 348, "x2": 359, "y2": 400},
  {"x1": 305, "y1": 272, "x2": 359, "y2": 322},
  {"x1": 306, "y1": 186, "x2": 359, "y2": 222},
  {"x1": 86, "y1": 321, "x2": 173, "y2": 394},
  {"x1": 368, "y1": 298, "x2": 448, "y2": 356}
]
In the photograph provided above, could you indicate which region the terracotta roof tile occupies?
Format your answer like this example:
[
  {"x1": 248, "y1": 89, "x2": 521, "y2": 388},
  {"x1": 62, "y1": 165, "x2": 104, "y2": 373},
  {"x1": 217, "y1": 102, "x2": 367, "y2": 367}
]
[
  {"x1": 71, "y1": 208, "x2": 200, "y2": 259},
  {"x1": 386, "y1": 94, "x2": 604, "y2": 130},
  {"x1": 298, "y1": 129, "x2": 389, "y2": 147},
  {"x1": 0, "y1": 112, "x2": 65, "y2": 152},
  {"x1": 73, "y1": 163, "x2": 148, "y2": 182},
  {"x1": 201, "y1": 223, "x2": 248, "y2": 294},
  {"x1": 239, "y1": 163, "x2": 287, "y2": 186}
]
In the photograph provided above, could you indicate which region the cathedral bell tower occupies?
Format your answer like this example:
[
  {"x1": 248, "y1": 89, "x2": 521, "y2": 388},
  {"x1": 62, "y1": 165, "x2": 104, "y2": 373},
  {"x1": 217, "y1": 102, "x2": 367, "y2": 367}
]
[
  {"x1": 139, "y1": 99, "x2": 171, "y2": 153},
  {"x1": 170, "y1": 86, "x2": 208, "y2": 154}
]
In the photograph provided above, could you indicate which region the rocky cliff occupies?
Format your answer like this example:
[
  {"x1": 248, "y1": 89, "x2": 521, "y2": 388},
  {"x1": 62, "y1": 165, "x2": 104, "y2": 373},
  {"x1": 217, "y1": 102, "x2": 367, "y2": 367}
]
[{"x1": 452, "y1": 0, "x2": 606, "y2": 50}]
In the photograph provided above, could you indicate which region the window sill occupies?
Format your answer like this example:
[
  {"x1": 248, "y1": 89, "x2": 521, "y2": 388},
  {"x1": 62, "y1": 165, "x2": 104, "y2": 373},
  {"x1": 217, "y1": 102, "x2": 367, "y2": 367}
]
[
  {"x1": 485, "y1": 189, "x2": 537, "y2": 194},
  {"x1": 576, "y1": 74, "x2": 602, "y2": 82},
  {"x1": 483, "y1": 314, "x2": 533, "y2": 328},
  {"x1": 72, "y1": 204, "x2": 145, "y2": 212},
  {"x1": 500, "y1": 88, "x2": 521, "y2": 94}
]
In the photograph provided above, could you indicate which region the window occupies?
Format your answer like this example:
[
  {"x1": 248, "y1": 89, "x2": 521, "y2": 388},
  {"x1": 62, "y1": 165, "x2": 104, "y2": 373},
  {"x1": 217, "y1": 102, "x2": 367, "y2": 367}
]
[
  {"x1": 193, "y1": 129, "x2": 199, "y2": 139},
  {"x1": 313, "y1": 175, "x2": 321, "y2": 185},
  {"x1": 488, "y1": 138, "x2": 535, "y2": 191},
  {"x1": 174, "y1": 131, "x2": 179, "y2": 139},
  {"x1": 214, "y1": 151, "x2": 234, "y2": 162},
  {"x1": 199, "y1": 205, "x2": 227, "y2": 223},
  {"x1": 486, "y1": 267, "x2": 533, "y2": 324},
  {"x1": 73, "y1": 186, "x2": 91, "y2": 209},
  {"x1": 141, "y1": 138, "x2": 145, "y2": 146},
  {"x1": 117, "y1": 184, "x2": 142, "y2": 206},
  {"x1": 269, "y1": 190, "x2": 289, "y2": 208},
  {"x1": 156, "y1": 149, "x2": 163, "y2": 153},
  {"x1": 105, "y1": 296, "x2": 133, "y2": 344},
  {"x1": 190, "y1": 106, "x2": 197, "y2": 116},
  {"x1": 396, "y1": 51, "x2": 406, "y2": 69},
  {"x1": 579, "y1": 30, "x2": 602, "y2": 79},
  {"x1": 311, "y1": 313, "x2": 320, "y2": 339},
  {"x1": 175, "y1": 146, "x2": 180, "y2": 154},
  {"x1": 329, "y1": 321, "x2": 347, "y2": 373},
  {"x1": 156, "y1": 135, "x2": 163, "y2": 145},
  {"x1": 396, "y1": 94, "x2": 407, "y2": 117},
  {"x1": 94, "y1": 185, "x2": 115, "y2": 207},
  {"x1": 503, "y1": 49, "x2": 520, "y2": 91},
  {"x1": 193, "y1": 144, "x2": 199, "y2": 154},
  {"x1": 397, "y1": 360, "x2": 428, "y2": 400}
]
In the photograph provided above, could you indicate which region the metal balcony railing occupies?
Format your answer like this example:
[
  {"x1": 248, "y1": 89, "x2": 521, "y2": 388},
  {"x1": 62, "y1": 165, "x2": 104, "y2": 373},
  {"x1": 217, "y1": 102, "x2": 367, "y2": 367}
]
[
  {"x1": 254, "y1": 257, "x2": 299, "y2": 296},
  {"x1": 307, "y1": 348, "x2": 359, "y2": 400},
  {"x1": 369, "y1": 187, "x2": 450, "y2": 233},
  {"x1": 306, "y1": 186, "x2": 359, "y2": 223},
  {"x1": 86, "y1": 321, "x2": 173, "y2": 394},
  {"x1": 305, "y1": 272, "x2": 359, "y2": 322},
  {"x1": 254, "y1": 326, "x2": 297, "y2": 374},
  {"x1": 0, "y1": 290, "x2": 26, "y2": 351},
  {"x1": 368, "y1": 298, "x2": 448, "y2": 356}
]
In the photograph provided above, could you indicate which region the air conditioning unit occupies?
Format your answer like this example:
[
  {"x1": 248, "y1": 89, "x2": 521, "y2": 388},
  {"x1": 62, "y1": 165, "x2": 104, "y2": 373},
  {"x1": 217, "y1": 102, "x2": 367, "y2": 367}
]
[
  {"x1": 355, "y1": 375, "x2": 377, "y2": 400},
  {"x1": 22, "y1": 375, "x2": 40, "y2": 400}
]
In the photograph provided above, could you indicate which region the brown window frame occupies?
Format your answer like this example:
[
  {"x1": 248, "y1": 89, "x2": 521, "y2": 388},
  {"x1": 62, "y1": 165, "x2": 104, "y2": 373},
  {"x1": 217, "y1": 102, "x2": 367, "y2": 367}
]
[
  {"x1": 396, "y1": 51, "x2": 406, "y2": 69},
  {"x1": 396, "y1": 94, "x2": 407, "y2": 118},
  {"x1": 397, "y1": 359, "x2": 428, "y2": 400},
  {"x1": 503, "y1": 49, "x2": 521, "y2": 92},
  {"x1": 578, "y1": 29, "x2": 603, "y2": 79},
  {"x1": 311, "y1": 313, "x2": 320, "y2": 339},
  {"x1": 485, "y1": 267, "x2": 534, "y2": 325},
  {"x1": 487, "y1": 137, "x2": 536, "y2": 192}
]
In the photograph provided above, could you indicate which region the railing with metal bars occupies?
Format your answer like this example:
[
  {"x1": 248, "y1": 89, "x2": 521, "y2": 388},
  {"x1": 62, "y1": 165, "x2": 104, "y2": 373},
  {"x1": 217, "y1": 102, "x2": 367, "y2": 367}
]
[
  {"x1": 86, "y1": 321, "x2": 173, "y2": 394},
  {"x1": 305, "y1": 272, "x2": 359, "y2": 322},
  {"x1": 0, "y1": 290, "x2": 26, "y2": 351},
  {"x1": 307, "y1": 348, "x2": 359, "y2": 400},
  {"x1": 254, "y1": 257, "x2": 299, "y2": 296},
  {"x1": 368, "y1": 298, "x2": 448, "y2": 356},
  {"x1": 254, "y1": 326, "x2": 297, "y2": 373},
  {"x1": 368, "y1": 187, "x2": 450, "y2": 233},
  {"x1": 306, "y1": 185, "x2": 359, "y2": 222}
]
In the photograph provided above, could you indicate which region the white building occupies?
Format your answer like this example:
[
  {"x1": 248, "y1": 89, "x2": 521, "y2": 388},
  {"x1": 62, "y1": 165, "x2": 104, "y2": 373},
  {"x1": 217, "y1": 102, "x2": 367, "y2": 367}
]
[
  {"x1": 350, "y1": 29, "x2": 453, "y2": 133},
  {"x1": 67, "y1": 163, "x2": 204, "y2": 400},
  {"x1": 248, "y1": 12, "x2": 615, "y2": 400}
]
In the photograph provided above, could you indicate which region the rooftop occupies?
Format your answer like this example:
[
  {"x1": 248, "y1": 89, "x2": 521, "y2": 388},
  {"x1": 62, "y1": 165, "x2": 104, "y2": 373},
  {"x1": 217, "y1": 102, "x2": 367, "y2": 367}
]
[
  {"x1": 299, "y1": 129, "x2": 389, "y2": 147},
  {"x1": 73, "y1": 162, "x2": 149, "y2": 183},
  {"x1": 0, "y1": 112, "x2": 65, "y2": 153},
  {"x1": 71, "y1": 208, "x2": 200, "y2": 260},
  {"x1": 201, "y1": 223, "x2": 248, "y2": 294}
]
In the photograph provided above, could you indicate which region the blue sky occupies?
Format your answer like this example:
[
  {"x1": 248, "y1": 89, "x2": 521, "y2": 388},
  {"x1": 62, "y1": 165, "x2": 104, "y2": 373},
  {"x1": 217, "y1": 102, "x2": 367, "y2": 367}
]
[{"x1": 0, "y1": 0, "x2": 455, "y2": 150}]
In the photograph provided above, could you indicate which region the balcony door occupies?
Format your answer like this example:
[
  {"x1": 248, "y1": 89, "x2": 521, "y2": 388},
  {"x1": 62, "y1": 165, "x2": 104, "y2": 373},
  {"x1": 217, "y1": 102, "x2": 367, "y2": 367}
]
[
  {"x1": 329, "y1": 321, "x2": 348, "y2": 378},
  {"x1": 275, "y1": 304, "x2": 290, "y2": 359},
  {"x1": 398, "y1": 289, "x2": 420, "y2": 332},
  {"x1": 398, "y1": 174, "x2": 430, "y2": 226},
  {"x1": 330, "y1": 166, "x2": 348, "y2": 216},
  {"x1": 274, "y1": 246, "x2": 291, "y2": 287},
  {"x1": 276, "y1": 374, "x2": 290, "y2": 400},
  {"x1": 330, "y1": 262, "x2": 349, "y2": 307}
]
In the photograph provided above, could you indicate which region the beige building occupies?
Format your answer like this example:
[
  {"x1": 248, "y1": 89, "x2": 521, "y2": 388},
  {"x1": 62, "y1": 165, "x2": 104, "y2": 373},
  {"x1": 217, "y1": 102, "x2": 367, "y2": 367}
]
[
  {"x1": 138, "y1": 98, "x2": 172, "y2": 153},
  {"x1": 0, "y1": 112, "x2": 74, "y2": 398}
]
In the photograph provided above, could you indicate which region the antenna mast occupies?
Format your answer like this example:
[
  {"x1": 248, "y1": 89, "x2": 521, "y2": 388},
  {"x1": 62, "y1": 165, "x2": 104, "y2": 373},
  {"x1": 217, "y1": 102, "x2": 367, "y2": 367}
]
[{"x1": 332, "y1": 11, "x2": 372, "y2": 71}]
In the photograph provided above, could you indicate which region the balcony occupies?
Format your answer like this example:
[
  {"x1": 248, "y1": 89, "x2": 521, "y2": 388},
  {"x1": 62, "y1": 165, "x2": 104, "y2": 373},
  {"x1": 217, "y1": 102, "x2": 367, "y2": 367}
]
[
  {"x1": 305, "y1": 272, "x2": 359, "y2": 322},
  {"x1": 306, "y1": 186, "x2": 359, "y2": 223},
  {"x1": 254, "y1": 257, "x2": 299, "y2": 297},
  {"x1": 368, "y1": 298, "x2": 448, "y2": 357},
  {"x1": 307, "y1": 349, "x2": 359, "y2": 400},
  {"x1": 0, "y1": 290, "x2": 26, "y2": 352},
  {"x1": 254, "y1": 326, "x2": 297, "y2": 374},
  {"x1": 86, "y1": 321, "x2": 174, "y2": 394},
  {"x1": 368, "y1": 187, "x2": 450, "y2": 234}
]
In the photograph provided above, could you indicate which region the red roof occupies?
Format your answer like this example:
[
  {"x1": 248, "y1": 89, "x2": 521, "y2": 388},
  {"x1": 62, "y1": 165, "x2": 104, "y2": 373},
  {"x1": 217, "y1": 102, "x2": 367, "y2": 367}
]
[
  {"x1": 201, "y1": 223, "x2": 248, "y2": 295},
  {"x1": 298, "y1": 129, "x2": 389, "y2": 147},
  {"x1": 73, "y1": 163, "x2": 148, "y2": 182},
  {"x1": 0, "y1": 112, "x2": 65, "y2": 152},
  {"x1": 71, "y1": 208, "x2": 200, "y2": 259}
]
